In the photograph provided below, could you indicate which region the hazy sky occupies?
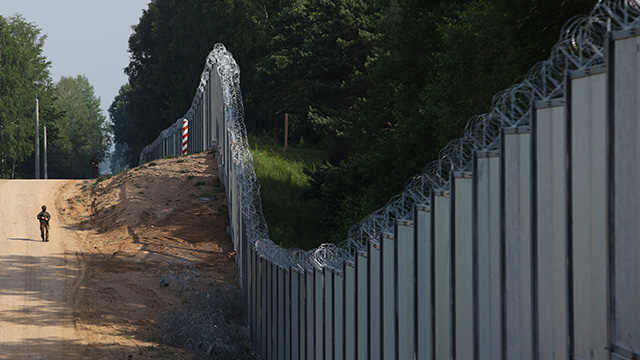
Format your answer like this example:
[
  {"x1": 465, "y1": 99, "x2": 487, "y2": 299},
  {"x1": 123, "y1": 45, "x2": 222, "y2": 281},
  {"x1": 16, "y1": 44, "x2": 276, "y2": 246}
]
[{"x1": 1, "y1": 0, "x2": 151, "y2": 117}]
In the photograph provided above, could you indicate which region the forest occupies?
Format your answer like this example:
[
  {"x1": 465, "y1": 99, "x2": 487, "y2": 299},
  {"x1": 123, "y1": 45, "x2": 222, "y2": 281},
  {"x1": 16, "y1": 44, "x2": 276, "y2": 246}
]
[
  {"x1": 111, "y1": 0, "x2": 597, "y2": 242},
  {"x1": 0, "y1": 14, "x2": 111, "y2": 179}
]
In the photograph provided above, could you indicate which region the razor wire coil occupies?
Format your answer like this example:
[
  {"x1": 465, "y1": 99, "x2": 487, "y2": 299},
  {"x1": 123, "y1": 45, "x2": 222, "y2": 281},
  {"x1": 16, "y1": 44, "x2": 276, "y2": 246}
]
[{"x1": 139, "y1": 0, "x2": 640, "y2": 273}]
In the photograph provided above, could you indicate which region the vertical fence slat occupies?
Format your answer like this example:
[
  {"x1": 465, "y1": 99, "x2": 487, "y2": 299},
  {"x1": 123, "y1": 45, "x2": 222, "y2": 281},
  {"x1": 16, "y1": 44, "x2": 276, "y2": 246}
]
[
  {"x1": 261, "y1": 257, "x2": 267, "y2": 358},
  {"x1": 284, "y1": 268, "x2": 291, "y2": 360},
  {"x1": 382, "y1": 232, "x2": 397, "y2": 360},
  {"x1": 279, "y1": 266, "x2": 286, "y2": 359},
  {"x1": 306, "y1": 270, "x2": 315, "y2": 360},
  {"x1": 334, "y1": 269, "x2": 345, "y2": 360},
  {"x1": 569, "y1": 68, "x2": 609, "y2": 360},
  {"x1": 345, "y1": 261, "x2": 357, "y2": 360},
  {"x1": 356, "y1": 252, "x2": 369, "y2": 360},
  {"x1": 502, "y1": 127, "x2": 533, "y2": 360},
  {"x1": 533, "y1": 101, "x2": 569, "y2": 360},
  {"x1": 315, "y1": 268, "x2": 324, "y2": 360},
  {"x1": 397, "y1": 220, "x2": 416, "y2": 360},
  {"x1": 612, "y1": 31, "x2": 640, "y2": 357},
  {"x1": 453, "y1": 174, "x2": 475, "y2": 360},
  {"x1": 415, "y1": 205, "x2": 433, "y2": 360},
  {"x1": 324, "y1": 268, "x2": 334, "y2": 360},
  {"x1": 475, "y1": 152, "x2": 503, "y2": 360},
  {"x1": 434, "y1": 192, "x2": 452, "y2": 360},
  {"x1": 369, "y1": 240, "x2": 382, "y2": 360},
  {"x1": 291, "y1": 269, "x2": 300, "y2": 360}
]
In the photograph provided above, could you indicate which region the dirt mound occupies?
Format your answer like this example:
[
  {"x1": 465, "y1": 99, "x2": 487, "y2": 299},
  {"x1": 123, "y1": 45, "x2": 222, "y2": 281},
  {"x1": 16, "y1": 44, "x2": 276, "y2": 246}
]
[{"x1": 57, "y1": 151, "x2": 241, "y2": 359}]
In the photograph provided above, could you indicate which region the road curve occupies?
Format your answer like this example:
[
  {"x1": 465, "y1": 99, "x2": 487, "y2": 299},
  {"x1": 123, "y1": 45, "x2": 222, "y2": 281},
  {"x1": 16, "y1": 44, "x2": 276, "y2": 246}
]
[{"x1": 0, "y1": 180, "x2": 85, "y2": 359}]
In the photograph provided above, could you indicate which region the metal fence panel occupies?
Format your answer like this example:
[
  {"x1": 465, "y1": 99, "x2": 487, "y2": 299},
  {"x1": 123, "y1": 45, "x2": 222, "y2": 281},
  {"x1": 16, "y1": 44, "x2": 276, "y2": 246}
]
[
  {"x1": 434, "y1": 193, "x2": 452, "y2": 360},
  {"x1": 382, "y1": 233, "x2": 397, "y2": 360},
  {"x1": 415, "y1": 206, "x2": 433, "y2": 360},
  {"x1": 315, "y1": 269, "x2": 324, "y2": 360},
  {"x1": 334, "y1": 270, "x2": 345, "y2": 360},
  {"x1": 291, "y1": 269, "x2": 300, "y2": 360},
  {"x1": 475, "y1": 153, "x2": 502, "y2": 360},
  {"x1": 356, "y1": 252, "x2": 369, "y2": 360},
  {"x1": 306, "y1": 270, "x2": 315, "y2": 360},
  {"x1": 345, "y1": 261, "x2": 357, "y2": 360},
  {"x1": 269, "y1": 262, "x2": 275, "y2": 359},
  {"x1": 260, "y1": 257, "x2": 267, "y2": 357},
  {"x1": 284, "y1": 269, "x2": 291, "y2": 360},
  {"x1": 502, "y1": 128, "x2": 533, "y2": 360},
  {"x1": 300, "y1": 270, "x2": 307, "y2": 359},
  {"x1": 453, "y1": 175, "x2": 475, "y2": 360},
  {"x1": 397, "y1": 221, "x2": 416, "y2": 360},
  {"x1": 369, "y1": 241, "x2": 382, "y2": 360},
  {"x1": 534, "y1": 102, "x2": 569, "y2": 360},
  {"x1": 570, "y1": 69, "x2": 609, "y2": 360},
  {"x1": 613, "y1": 32, "x2": 640, "y2": 355},
  {"x1": 279, "y1": 267, "x2": 286, "y2": 359},
  {"x1": 324, "y1": 269, "x2": 333, "y2": 360}
]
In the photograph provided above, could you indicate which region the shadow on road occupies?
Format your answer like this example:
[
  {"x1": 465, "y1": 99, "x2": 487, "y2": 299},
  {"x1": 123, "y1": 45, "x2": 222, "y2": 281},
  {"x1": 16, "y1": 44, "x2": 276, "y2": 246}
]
[
  {"x1": 0, "y1": 337, "x2": 152, "y2": 359},
  {"x1": 7, "y1": 238, "x2": 42, "y2": 242}
]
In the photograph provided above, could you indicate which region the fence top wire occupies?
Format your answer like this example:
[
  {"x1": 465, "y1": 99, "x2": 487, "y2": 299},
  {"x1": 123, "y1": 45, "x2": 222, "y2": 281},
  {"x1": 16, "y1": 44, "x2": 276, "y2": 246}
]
[{"x1": 139, "y1": 0, "x2": 640, "y2": 272}]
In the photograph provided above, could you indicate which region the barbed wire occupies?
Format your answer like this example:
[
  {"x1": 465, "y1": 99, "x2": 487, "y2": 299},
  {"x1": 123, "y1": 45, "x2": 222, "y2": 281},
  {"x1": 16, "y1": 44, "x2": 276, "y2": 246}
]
[{"x1": 139, "y1": 0, "x2": 640, "y2": 273}]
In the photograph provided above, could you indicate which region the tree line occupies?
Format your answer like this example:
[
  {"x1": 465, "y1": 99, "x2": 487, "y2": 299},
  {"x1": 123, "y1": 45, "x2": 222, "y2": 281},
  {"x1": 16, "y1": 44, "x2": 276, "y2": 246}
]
[
  {"x1": 0, "y1": 14, "x2": 110, "y2": 179},
  {"x1": 112, "y1": 0, "x2": 596, "y2": 241}
]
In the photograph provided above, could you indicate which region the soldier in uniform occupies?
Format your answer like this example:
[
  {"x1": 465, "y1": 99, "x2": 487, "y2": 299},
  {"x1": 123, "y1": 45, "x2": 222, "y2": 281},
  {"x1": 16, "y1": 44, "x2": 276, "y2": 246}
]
[
  {"x1": 37, "y1": 205, "x2": 51, "y2": 242},
  {"x1": 90, "y1": 154, "x2": 99, "y2": 178}
]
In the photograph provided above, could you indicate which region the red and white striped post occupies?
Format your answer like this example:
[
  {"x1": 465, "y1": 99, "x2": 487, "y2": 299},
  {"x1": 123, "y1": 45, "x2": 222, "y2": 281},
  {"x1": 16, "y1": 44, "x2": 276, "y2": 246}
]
[{"x1": 182, "y1": 119, "x2": 188, "y2": 155}]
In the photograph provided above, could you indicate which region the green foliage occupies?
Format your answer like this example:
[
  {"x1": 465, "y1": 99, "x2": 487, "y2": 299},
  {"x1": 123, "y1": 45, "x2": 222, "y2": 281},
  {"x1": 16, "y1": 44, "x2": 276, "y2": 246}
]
[
  {"x1": 250, "y1": 135, "x2": 328, "y2": 249},
  {"x1": 49, "y1": 75, "x2": 111, "y2": 178},
  {"x1": 0, "y1": 14, "x2": 56, "y2": 178},
  {"x1": 252, "y1": 0, "x2": 378, "y2": 144},
  {"x1": 119, "y1": 0, "x2": 267, "y2": 167}
]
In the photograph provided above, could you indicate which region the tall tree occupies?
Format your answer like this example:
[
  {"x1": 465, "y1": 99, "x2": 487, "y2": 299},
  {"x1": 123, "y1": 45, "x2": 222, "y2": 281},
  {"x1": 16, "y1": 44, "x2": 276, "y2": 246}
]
[
  {"x1": 49, "y1": 75, "x2": 110, "y2": 178},
  {"x1": 121, "y1": 0, "x2": 268, "y2": 167},
  {"x1": 0, "y1": 14, "x2": 55, "y2": 178},
  {"x1": 252, "y1": 0, "x2": 378, "y2": 145},
  {"x1": 109, "y1": 83, "x2": 134, "y2": 171}
]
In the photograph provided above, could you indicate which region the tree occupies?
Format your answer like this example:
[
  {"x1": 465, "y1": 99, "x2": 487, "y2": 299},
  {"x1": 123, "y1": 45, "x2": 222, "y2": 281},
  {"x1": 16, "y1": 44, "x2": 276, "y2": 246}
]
[
  {"x1": 0, "y1": 14, "x2": 55, "y2": 178},
  {"x1": 252, "y1": 0, "x2": 379, "y2": 145},
  {"x1": 109, "y1": 83, "x2": 134, "y2": 168},
  {"x1": 49, "y1": 75, "x2": 111, "y2": 178},
  {"x1": 121, "y1": 0, "x2": 268, "y2": 167}
]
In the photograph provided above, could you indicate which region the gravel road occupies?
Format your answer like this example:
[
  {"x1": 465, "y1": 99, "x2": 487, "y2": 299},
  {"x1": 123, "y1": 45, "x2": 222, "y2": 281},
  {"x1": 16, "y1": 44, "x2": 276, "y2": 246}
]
[{"x1": 0, "y1": 180, "x2": 85, "y2": 359}]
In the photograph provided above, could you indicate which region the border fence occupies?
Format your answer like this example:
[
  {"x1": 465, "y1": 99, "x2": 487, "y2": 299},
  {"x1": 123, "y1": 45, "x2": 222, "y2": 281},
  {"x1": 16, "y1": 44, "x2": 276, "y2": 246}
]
[{"x1": 138, "y1": 1, "x2": 640, "y2": 359}]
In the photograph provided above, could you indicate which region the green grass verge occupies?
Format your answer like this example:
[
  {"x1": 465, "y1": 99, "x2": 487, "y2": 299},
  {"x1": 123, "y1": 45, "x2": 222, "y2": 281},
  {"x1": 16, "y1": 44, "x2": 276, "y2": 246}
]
[{"x1": 249, "y1": 135, "x2": 328, "y2": 250}]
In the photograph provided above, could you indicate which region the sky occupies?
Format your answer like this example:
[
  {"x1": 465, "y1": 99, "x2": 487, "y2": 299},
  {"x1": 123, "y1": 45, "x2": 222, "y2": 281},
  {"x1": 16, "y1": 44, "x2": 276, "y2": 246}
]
[{"x1": 1, "y1": 0, "x2": 151, "y2": 117}]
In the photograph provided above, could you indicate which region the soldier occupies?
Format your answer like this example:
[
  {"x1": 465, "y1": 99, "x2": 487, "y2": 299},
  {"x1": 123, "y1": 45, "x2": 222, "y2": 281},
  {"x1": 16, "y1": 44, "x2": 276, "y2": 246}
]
[
  {"x1": 37, "y1": 205, "x2": 51, "y2": 242},
  {"x1": 90, "y1": 154, "x2": 99, "y2": 178}
]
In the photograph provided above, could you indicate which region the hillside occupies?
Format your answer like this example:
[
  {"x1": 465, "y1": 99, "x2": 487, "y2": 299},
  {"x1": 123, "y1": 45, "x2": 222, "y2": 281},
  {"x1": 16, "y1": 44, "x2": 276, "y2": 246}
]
[{"x1": 58, "y1": 151, "x2": 247, "y2": 359}]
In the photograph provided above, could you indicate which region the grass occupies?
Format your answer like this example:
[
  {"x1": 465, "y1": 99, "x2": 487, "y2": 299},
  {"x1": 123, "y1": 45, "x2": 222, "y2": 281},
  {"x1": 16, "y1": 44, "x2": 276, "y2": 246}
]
[{"x1": 248, "y1": 134, "x2": 328, "y2": 250}]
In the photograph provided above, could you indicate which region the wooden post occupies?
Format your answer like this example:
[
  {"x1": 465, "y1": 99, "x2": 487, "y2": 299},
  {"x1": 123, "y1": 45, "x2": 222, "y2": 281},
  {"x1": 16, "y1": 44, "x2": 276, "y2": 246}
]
[{"x1": 285, "y1": 113, "x2": 289, "y2": 149}]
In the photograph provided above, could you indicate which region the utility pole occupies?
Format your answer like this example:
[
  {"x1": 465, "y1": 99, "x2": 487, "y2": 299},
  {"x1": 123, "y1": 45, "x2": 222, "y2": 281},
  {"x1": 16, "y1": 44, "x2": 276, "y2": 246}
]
[
  {"x1": 44, "y1": 126, "x2": 48, "y2": 179},
  {"x1": 35, "y1": 98, "x2": 40, "y2": 179}
]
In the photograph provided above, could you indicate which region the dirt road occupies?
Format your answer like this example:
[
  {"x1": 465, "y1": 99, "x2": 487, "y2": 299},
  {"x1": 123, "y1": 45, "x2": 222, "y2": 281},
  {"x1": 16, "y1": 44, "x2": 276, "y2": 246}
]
[{"x1": 0, "y1": 179, "x2": 85, "y2": 359}]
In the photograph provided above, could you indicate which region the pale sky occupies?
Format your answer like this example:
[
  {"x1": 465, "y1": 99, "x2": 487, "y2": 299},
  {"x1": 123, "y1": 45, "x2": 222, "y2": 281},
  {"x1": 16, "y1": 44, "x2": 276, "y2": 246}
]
[{"x1": 1, "y1": 0, "x2": 151, "y2": 117}]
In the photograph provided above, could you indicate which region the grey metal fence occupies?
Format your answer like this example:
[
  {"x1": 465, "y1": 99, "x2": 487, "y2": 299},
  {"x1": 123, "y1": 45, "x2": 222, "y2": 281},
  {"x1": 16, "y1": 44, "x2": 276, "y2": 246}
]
[{"x1": 138, "y1": 2, "x2": 640, "y2": 359}]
